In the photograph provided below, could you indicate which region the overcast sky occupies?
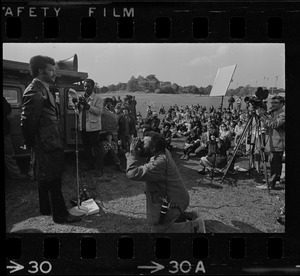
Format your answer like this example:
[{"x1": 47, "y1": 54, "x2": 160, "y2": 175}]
[{"x1": 3, "y1": 43, "x2": 285, "y2": 89}]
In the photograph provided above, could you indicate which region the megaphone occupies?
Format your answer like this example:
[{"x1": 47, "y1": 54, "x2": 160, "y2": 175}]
[{"x1": 56, "y1": 54, "x2": 78, "y2": 71}]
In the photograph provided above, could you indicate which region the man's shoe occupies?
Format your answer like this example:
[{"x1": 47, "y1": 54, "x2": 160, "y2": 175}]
[
  {"x1": 256, "y1": 184, "x2": 269, "y2": 190},
  {"x1": 198, "y1": 168, "x2": 206, "y2": 175},
  {"x1": 54, "y1": 214, "x2": 82, "y2": 224},
  {"x1": 183, "y1": 155, "x2": 189, "y2": 160}
]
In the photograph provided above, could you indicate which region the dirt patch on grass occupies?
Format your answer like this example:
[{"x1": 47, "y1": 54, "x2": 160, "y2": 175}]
[{"x1": 6, "y1": 137, "x2": 285, "y2": 233}]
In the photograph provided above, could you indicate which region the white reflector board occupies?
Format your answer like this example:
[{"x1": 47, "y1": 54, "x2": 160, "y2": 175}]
[{"x1": 210, "y1": 64, "x2": 237, "y2": 97}]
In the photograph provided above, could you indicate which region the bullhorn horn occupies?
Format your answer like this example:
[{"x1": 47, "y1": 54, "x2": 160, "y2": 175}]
[{"x1": 56, "y1": 54, "x2": 78, "y2": 71}]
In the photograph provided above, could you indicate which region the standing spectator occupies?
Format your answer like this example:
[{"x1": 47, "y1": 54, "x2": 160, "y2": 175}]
[
  {"x1": 146, "y1": 105, "x2": 153, "y2": 118},
  {"x1": 118, "y1": 106, "x2": 134, "y2": 151},
  {"x1": 126, "y1": 132, "x2": 196, "y2": 233},
  {"x1": 21, "y1": 55, "x2": 80, "y2": 223},
  {"x1": 256, "y1": 96, "x2": 285, "y2": 190},
  {"x1": 245, "y1": 97, "x2": 250, "y2": 110},
  {"x1": 78, "y1": 78, "x2": 104, "y2": 177},
  {"x1": 131, "y1": 96, "x2": 137, "y2": 119},
  {"x1": 3, "y1": 97, "x2": 27, "y2": 180},
  {"x1": 228, "y1": 95, "x2": 235, "y2": 110},
  {"x1": 236, "y1": 96, "x2": 242, "y2": 113},
  {"x1": 161, "y1": 122, "x2": 172, "y2": 151},
  {"x1": 130, "y1": 96, "x2": 138, "y2": 137}
]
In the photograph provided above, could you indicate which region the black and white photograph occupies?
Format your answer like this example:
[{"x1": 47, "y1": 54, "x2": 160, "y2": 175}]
[{"x1": 4, "y1": 43, "x2": 285, "y2": 234}]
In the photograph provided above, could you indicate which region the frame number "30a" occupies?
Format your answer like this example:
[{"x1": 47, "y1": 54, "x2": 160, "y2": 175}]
[{"x1": 169, "y1": 260, "x2": 206, "y2": 274}]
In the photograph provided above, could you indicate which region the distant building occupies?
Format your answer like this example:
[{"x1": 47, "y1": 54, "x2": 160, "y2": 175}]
[{"x1": 269, "y1": 87, "x2": 285, "y2": 95}]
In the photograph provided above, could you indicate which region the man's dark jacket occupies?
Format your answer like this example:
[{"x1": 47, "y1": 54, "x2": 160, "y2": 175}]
[{"x1": 21, "y1": 79, "x2": 64, "y2": 182}]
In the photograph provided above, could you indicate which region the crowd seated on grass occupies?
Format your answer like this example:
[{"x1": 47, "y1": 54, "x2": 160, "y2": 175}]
[{"x1": 103, "y1": 95, "x2": 266, "y2": 173}]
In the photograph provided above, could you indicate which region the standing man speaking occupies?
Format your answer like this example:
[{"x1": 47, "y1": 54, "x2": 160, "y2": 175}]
[{"x1": 21, "y1": 55, "x2": 80, "y2": 224}]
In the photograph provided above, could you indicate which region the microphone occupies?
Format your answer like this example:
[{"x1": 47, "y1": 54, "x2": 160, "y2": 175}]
[
  {"x1": 68, "y1": 88, "x2": 77, "y2": 96},
  {"x1": 68, "y1": 88, "x2": 79, "y2": 109}
]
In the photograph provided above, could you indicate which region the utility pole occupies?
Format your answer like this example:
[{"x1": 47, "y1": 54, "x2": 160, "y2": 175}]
[{"x1": 275, "y1": 76, "x2": 278, "y2": 88}]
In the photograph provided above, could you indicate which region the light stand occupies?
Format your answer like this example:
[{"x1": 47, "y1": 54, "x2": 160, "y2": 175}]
[{"x1": 69, "y1": 102, "x2": 88, "y2": 216}]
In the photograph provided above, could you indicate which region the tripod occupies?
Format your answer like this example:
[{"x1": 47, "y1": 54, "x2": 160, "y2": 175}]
[{"x1": 221, "y1": 110, "x2": 270, "y2": 193}]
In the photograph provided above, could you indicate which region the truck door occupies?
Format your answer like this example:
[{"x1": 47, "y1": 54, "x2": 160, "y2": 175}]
[{"x1": 3, "y1": 84, "x2": 30, "y2": 157}]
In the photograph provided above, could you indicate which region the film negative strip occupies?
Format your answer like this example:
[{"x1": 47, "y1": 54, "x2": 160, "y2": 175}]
[{"x1": 3, "y1": 0, "x2": 300, "y2": 275}]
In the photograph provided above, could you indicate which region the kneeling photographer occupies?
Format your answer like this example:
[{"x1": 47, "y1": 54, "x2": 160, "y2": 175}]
[
  {"x1": 126, "y1": 132, "x2": 205, "y2": 233},
  {"x1": 256, "y1": 94, "x2": 285, "y2": 190}
]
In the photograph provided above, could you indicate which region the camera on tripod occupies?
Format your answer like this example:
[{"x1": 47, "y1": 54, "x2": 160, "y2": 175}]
[{"x1": 244, "y1": 87, "x2": 269, "y2": 109}]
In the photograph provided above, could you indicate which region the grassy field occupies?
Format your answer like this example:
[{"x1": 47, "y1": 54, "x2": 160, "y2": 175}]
[
  {"x1": 102, "y1": 92, "x2": 273, "y2": 118},
  {"x1": 6, "y1": 132, "x2": 285, "y2": 233},
  {"x1": 103, "y1": 92, "x2": 233, "y2": 118}
]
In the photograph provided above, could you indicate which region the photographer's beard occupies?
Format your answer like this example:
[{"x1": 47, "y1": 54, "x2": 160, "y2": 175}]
[{"x1": 140, "y1": 145, "x2": 153, "y2": 158}]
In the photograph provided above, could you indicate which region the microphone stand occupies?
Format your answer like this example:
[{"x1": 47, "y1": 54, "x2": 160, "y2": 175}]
[{"x1": 69, "y1": 98, "x2": 88, "y2": 217}]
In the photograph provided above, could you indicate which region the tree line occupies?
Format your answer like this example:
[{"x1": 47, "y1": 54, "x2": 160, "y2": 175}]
[{"x1": 94, "y1": 74, "x2": 261, "y2": 97}]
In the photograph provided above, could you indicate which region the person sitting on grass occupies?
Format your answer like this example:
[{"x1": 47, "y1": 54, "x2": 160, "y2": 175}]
[
  {"x1": 198, "y1": 130, "x2": 228, "y2": 175},
  {"x1": 100, "y1": 131, "x2": 126, "y2": 173},
  {"x1": 180, "y1": 130, "x2": 201, "y2": 160}
]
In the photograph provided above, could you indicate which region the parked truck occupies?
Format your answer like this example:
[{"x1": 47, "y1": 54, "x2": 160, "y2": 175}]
[{"x1": 3, "y1": 54, "x2": 118, "y2": 158}]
